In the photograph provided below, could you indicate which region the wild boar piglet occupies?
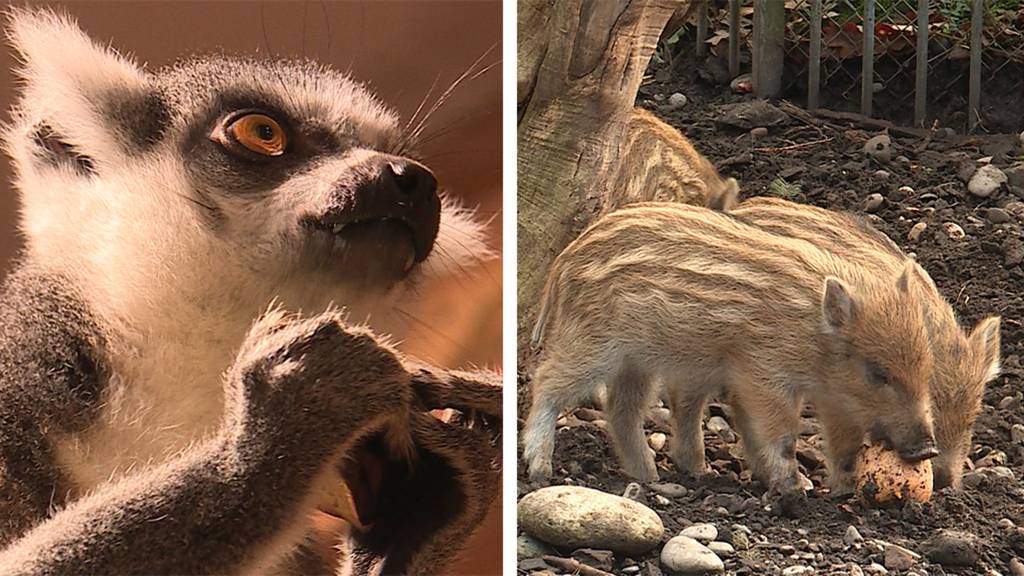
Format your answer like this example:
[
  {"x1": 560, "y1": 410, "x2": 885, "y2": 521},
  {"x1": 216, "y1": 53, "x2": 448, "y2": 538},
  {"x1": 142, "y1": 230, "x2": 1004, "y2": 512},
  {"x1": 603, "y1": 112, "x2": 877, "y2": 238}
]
[
  {"x1": 523, "y1": 202, "x2": 937, "y2": 499},
  {"x1": 732, "y1": 196, "x2": 1001, "y2": 490},
  {"x1": 602, "y1": 108, "x2": 739, "y2": 213}
]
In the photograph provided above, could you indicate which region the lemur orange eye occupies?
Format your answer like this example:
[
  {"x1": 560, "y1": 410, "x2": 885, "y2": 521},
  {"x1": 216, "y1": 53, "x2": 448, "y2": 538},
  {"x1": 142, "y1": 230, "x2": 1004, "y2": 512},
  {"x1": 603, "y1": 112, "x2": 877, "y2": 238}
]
[{"x1": 228, "y1": 114, "x2": 287, "y2": 156}]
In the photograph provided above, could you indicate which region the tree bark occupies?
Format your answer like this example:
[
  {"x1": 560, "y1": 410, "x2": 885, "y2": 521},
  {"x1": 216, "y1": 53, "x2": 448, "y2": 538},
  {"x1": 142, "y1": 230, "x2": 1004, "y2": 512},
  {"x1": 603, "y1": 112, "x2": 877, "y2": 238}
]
[{"x1": 517, "y1": 0, "x2": 689, "y2": 354}]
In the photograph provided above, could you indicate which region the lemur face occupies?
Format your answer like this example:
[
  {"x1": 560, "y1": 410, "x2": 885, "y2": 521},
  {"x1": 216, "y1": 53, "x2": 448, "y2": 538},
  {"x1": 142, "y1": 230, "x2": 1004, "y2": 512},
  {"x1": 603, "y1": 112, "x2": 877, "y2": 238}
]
[
  {"x1": 5, "y1": 10, "x2": 486, "y2": 314},
  {"x1": 155, "y1": 57, "x2": 441, "y2": 290}
]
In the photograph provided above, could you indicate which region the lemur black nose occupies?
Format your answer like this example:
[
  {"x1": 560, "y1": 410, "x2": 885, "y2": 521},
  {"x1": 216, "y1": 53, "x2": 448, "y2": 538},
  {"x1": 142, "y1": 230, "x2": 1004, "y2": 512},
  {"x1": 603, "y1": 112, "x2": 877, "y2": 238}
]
[
  {"x1": 343, "y1": 155, "x2": 440, "y2": 263},
  {"x1": 387, "y1": 161, "x2": 437, "y2": 201}
]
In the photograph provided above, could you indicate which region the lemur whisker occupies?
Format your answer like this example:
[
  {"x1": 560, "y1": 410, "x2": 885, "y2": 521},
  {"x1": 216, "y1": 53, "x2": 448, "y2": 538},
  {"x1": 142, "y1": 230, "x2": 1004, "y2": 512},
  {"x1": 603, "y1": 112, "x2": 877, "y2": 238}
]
[
  {"x1": 390, "y1": 306, "x2": 471, "y2": 361},
  {"x1": 404, "y1": 42, "x2": 498, "y2": 151}
]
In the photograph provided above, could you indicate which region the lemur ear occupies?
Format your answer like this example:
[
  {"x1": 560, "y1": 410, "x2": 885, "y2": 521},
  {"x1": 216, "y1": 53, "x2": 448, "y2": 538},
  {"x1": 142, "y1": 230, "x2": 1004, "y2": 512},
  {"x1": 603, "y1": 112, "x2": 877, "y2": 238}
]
[{"x1": 5, "y1": 8, "x2": 166, "y2": 161}]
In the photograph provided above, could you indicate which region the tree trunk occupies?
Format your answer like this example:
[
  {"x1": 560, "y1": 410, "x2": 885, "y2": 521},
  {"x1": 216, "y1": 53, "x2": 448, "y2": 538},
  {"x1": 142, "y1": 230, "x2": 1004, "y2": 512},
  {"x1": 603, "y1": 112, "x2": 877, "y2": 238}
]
[{"x1": 517, "y1": 0, "x2": 689, "y2": 354}]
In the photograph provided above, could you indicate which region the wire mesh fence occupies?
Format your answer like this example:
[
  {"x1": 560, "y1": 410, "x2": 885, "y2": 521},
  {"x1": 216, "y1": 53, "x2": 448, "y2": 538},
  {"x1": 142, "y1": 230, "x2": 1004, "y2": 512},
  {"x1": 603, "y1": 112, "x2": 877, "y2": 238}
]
[{"x1": 684, "y1": 0, "x2": 1024, "y2": 133}]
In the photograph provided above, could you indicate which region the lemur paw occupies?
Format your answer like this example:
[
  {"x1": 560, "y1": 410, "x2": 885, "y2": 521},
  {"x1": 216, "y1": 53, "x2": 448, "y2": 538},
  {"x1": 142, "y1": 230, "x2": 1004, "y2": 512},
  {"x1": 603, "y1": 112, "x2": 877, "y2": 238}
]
[{"x1": 227, "y1": 307, "x2": 412, "y2": 441}]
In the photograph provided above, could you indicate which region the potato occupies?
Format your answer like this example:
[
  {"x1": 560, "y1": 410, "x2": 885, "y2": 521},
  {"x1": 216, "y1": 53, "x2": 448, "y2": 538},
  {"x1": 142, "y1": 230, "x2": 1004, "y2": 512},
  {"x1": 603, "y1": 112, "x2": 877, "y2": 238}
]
[{"x1": 855, "y1": 444, "x2": 933, "y2": 506}]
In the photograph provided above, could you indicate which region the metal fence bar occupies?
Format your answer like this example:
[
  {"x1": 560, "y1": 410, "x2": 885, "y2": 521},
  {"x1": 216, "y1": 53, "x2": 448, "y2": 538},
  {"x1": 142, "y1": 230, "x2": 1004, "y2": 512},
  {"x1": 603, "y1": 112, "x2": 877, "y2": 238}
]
[
  {"x1": 968, "y1": 0, "x2": 983, "y2": 132},
  {"x1": 753, "y1": 0, "x2": 785, "y2": 97},
  {"x1": 861, "y1": 0, "x2": 875, "y2": 116},
  {"x1": 914, "y1": 0, "x2": 929, "y2": 126},
  {"x1": 695, "y1": 0, "x2": 708, "y2": 57},
  {"x1": 728, "y1": 0, "x2": 740, "y2": 78},
  {"x1": 808, "y1": 0, "x2": 822, "y2": 109}
]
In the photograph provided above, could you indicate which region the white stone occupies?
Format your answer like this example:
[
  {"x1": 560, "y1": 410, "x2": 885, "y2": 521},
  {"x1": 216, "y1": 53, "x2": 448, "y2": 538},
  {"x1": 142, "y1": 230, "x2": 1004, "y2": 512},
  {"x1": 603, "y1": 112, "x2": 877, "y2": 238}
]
[
  {"x1": 908, "y1": 222, "x2": 927, "y2": 242},
  {"x1": 883, "y1": 543, "x2": 920, "y2": 571},
  {"x1": 968, "y1": 164, "x2": 1008, "y2": 197},
  {"x1": 864, "y1": 134, "x2": 892, "y2": 162},
  {"x1": 518, "y1": 486, "x2": 664, "y2": 555},
  {"x1": 707, "y1": 541, "x2": 735, "y2": 557},
  {"x1": 667, "y1": 92, "x2": 688, "y2": 110},
  {"x1": 649, "y1": 432, "x2": 667, "y2": 451},
  {"x1": 660, "y1": 536, "x2": 725, "y2": 574},
  {"x1": 649, "y1": 482, "x2": 688, "y2": 499},
  {"x1": 944, "y1": 222, "x2": 966, "y2": 240},
  {"x1": 706, "y1": 416, "x2": 731, "y2": 435},
  {"x1": 679, "y1": 523, "x2": 718, "y2": 543}
]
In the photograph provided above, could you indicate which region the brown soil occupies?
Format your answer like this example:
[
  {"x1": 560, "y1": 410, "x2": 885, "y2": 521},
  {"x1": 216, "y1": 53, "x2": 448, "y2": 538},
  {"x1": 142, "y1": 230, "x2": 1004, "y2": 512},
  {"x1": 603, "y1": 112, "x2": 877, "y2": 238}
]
[{"x1": 517, "y1": 55, "x2": 1024, "y2": 575}]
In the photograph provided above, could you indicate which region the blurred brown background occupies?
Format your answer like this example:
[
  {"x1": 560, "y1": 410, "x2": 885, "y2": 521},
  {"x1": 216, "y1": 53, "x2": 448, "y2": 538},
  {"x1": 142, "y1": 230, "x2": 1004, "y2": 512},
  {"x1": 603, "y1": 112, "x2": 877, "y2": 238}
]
[{"x1": 0, "y1": 1, "x2": 502, "y2": 573}]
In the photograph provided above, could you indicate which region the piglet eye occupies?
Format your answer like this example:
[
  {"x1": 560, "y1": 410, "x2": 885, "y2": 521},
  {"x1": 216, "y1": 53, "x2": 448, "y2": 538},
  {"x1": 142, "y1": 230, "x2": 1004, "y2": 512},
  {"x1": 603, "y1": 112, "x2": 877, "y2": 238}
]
[
  {"x1": 866, "y1": 362, "x2": 891, "y2": 387},
  {"x1": 227, "y1": 113, "x2": 287, "y2": 156}
]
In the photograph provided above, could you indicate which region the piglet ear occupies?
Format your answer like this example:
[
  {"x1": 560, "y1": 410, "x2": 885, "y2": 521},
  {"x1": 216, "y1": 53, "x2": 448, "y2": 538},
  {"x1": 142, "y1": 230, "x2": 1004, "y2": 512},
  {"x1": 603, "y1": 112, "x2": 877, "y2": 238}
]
[
  {"x1": 5, "y1": 8, "x2": 165, "y2": 162},
  {"x1": 970, "y1": 316, "x2": 1001, "y2": 384},
  {"x1": 821, "y1": 276, "x2": 856, "y2": 332}
]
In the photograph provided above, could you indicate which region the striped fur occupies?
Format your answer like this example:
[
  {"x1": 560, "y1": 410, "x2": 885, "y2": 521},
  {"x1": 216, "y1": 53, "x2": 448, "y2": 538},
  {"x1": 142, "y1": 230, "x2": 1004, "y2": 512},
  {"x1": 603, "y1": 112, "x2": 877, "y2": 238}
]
[
  {"x1": 602, "y1": 109, "x2": 738, "y2": 214},
  {"x1": 733, "y1": 196, "x2": 1001, "y2": 489},
  {"x1": 524, "y1": 202, "x2": 936, "y2": 498}
]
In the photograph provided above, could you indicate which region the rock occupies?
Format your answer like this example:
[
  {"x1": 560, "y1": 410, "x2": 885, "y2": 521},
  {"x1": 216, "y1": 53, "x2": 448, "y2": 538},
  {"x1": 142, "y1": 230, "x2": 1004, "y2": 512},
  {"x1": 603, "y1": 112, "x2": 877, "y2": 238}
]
[
  {"x1": 1009, "y1": 558, "x2": 1024, "y2": 576},
  {"x1": 679, "y1": 523, "x2": 718, "y2": 543},
  {"x1": 1004, "y1": 239, "x2": 1024, "y2": 267},
  {"x1": 649, "y1": 432, "x2": 667, "y2": 451},
  {"x1": 707, "y1": 416, "x2": 731, "y2": 435},
  {"x1": 518, "y1": 485, "x2": 665, "y2": 554},
  {"x1": 864, "y1": 135, "x2": 892, "y2": 163},
  {"x1": 1019, "y1": 130, "x2": 1024, "y2": 148},
  {"x1": 707, "y1": 541, "x2": 735, "y2": 558},
  {"x1": 850, "y1": 565, "x2": 865, "y2": 576},
  {"x1": 750, "y1": 126, "x2": 769, "y2": 140},
  {"x1": 999, "y1": 395, "x2": 1022, "y2": 410},
  {"x1": 660, "y1": 536, "x2": 724, "y2": 574},
  {"x1": 874, "y1": 169, "x2": 891, "y2": 180},
  {"x1": 716, "y1": 100, "x2": 788, "y2": 131},
  {"x1": 782, "y1": 567, "x2": 815, "y2": 576},
  {"x1": 963, "y1": 466, "x2": 1015, "y2": 488},
  {"x1": 730, "y1": 73, "x2": 752, "y2": 94},
  {"x1": 572, "y1": 548, "x2": 615, "y2": 572},
  {"x1": 667, "y1": 93, "x2": 688, "y2": 110},
  {"x1": 921, "y1": 530, "x2": 979, "y2": 567},
  {"x1": 518, "y1": 534, "x2": 551, "y2": 558},
  {"x1": 864, "y1": 193, "x2": 885, "y2": 212},
  {"x1": 518, "y1": 557, "x2": 550, "y2": 572},
  {"x1": 883, "y1": 543, "x2": 920, "y2": 570},
  {"x1": 653, "y1": 495, "x2": 671, "y2": 506},
  {"x1": 943, "y1": 222, "x2": 966, "y2": 240},
  {"x1": 969, "y1": 165, "x2": 1008, "y2": 197},
  {"x1": 977, "y1": 450, "x2": 1007, "y2": 467},
  {"x1": 845, "y1": 525, "x2": 865, "y2": 546},
  {"x1": 865, "y1": 562, "x2": 889, "y2": 574},
  {"x1": 649, "y1": 482, "x2": 688, "y2": 499},
  {"x1": 729, "y1": 528, "x2": 753, "y2": 549},
  {"x1": 1006, "y1": 163, "x2": 1024, "y2": 189},
  {"x1": 999, "y1": 518, "x2": 1017, "y2": 531},
  {"x1": 908, "y1": 222, "x2": 927, "y2": 242},
  {"x1": 1012, "y1": 424, "x2": 1024, "y2": 445},
  {"x1": 986, "y1": 207, "x2": 1013, "y2": 223},
  {"x1": 897, "y1": 185, "x2": 915, "y2": 195}
]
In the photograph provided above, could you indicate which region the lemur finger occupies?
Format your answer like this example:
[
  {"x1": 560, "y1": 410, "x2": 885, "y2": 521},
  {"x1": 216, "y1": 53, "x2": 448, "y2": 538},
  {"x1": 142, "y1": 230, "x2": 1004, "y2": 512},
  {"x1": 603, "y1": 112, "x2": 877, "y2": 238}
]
[
  {"x1": 407, "y1": 365, "x2": 502, "y2": 417},
  {"x1": 408, "y1": 410, "x2": 501, "y2": 478}
]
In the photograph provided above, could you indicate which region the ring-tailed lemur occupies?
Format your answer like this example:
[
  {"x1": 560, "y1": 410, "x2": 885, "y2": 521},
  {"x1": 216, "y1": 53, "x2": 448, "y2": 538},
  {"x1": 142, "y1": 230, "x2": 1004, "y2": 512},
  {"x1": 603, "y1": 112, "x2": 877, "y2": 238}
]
[{"x1": 0, "y1": 9, "x2": 500, "y2": 575}]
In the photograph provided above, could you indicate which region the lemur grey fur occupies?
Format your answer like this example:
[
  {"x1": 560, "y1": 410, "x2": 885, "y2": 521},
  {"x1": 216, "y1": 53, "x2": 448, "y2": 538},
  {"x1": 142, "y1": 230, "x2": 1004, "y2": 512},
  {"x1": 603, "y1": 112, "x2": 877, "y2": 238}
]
[{"x1": 0, "y1": 9, "x2": 500, "y2": 575}]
